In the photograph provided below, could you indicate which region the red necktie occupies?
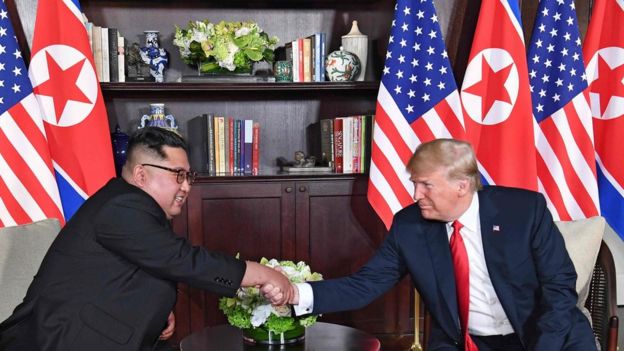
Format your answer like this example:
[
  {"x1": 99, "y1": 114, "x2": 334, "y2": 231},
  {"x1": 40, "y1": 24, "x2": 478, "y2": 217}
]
[{"x1": 450, "y1": 220, "x2": 479, "y2": 351}]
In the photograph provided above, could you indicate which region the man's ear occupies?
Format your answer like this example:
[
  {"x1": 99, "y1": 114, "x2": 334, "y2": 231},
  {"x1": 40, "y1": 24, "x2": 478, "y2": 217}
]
[
  {"x1": 457, "y1": 178, "x2": 470, "y2": 196},
  {"x1": 133, "y1": 164, "x2": 147, "y2": 187}
]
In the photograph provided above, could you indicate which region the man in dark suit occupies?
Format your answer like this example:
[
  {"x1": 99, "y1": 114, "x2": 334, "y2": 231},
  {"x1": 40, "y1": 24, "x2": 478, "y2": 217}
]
[
  {"x1": 266, "y1": 139, "x2": 596, "y2": 351},
  {"x1": 0, "y1": 127, "x2": 293, "y2": 351}
]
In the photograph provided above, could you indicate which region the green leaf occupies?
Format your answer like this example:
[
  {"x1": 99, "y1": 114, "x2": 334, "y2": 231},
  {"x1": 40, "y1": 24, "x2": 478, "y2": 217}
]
[{"x1": 244, "y1": 48, "x2": 263, "y2": 61}]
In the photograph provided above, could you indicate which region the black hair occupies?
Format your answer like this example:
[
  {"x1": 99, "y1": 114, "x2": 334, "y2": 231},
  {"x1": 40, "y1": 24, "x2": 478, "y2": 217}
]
[{"x1": 126, "y1": 127, "x2": 187, "y2": 161}]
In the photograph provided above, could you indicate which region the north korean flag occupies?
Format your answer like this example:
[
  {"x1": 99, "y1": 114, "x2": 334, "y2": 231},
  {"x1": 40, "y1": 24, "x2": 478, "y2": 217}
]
[
  {"x1": 583, "y1": 0, "x2": 624, "y2": 238},
  {"x1": 460, "y1": 0, "x2": 537, "y2": 191},
  {"x1": 28, "y1": 0, "x2": 115, "y2": 220}
]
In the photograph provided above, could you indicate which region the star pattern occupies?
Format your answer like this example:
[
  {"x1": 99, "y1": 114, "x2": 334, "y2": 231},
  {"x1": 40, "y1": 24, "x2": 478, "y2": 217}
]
[
  {"x1": 528, "y1": 0, "x2": 587, "y2": 122},
  {"x1": 382, "y1": 0, "x2": 457, "y2": 123},
  {"x1": 0, "y1": 7, "x2": 31, "y2": 111}
]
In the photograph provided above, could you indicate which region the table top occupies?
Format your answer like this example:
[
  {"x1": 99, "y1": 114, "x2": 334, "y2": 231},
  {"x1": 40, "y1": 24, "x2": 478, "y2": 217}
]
[{"x1": 179, "y1": 322, "x2": 381, "y2": 351}]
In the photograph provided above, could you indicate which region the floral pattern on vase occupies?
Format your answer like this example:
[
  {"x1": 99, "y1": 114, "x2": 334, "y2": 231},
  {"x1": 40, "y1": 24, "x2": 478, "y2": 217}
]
[{"x1": 325, "y1": 47, "x2": 361, "y2": 82}]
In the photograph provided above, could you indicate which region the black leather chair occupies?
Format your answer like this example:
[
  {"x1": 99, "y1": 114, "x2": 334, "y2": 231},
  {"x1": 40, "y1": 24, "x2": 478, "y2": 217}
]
[{"x1": 585, "y1": 241, "x2": 619, "y2": 351}]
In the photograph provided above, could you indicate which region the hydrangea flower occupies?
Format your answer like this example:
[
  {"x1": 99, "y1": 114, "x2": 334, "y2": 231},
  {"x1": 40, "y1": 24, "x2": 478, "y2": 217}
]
[
  {"x1": 173, "y1": 20, "x2": 278, "y2": 73},
  {"x1": 218, "y1": 258, "x2": 323, "y2": 334}
]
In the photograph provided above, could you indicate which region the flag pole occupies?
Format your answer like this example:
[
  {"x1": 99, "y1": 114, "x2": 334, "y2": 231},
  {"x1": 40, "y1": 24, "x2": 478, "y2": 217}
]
[{"x1": 410, "y1": 289, "x2": 423, "y2": 351}]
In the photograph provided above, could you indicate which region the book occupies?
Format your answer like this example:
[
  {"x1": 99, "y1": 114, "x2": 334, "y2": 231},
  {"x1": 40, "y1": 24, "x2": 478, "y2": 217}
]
[
  {"x1": 252, "y1": 122, "x2": 260, "y2": 175},
  {"x1": 302, "y1": 37, "x2": 312, "y2": 82},
  {"x1": 187, "y1": 115, "x2": 209, "y2": 172},
  {"x1": 283, "y1": 166, "x2": 332, "y2": 173},
  {"x1": 217, "y1": 116, "x2": 226, "y2": 175},
  {"x1": 117, "y1": 36, "x2": 126, "y2": 82},
  {"x1": 320, "y1": 32, "x2": 327, "y2": 82},
  {"x1": 108, "y1": 28, "x2": 119, "y2": 82},
  {"x1": 342, "y1": 117, "x2": 353, "y2": 173},
  {"x1": 228, "y1": 117, "x2": 235, "y2": 175},
  {"x1": 297, "y1": 38, "x2": 304, "y2": 82},
  {"x1": 92, "y1": 25, "x2": 103, "y2": 81},
  {"x1": 312, "y1": 33, "x2": 322, "y2": 82},
  {"x1": 333, "y1": 118, "x2": 343, "y2": 173},
  {"x1": 100, "y1": 27, "x2": 110, "y2": 82},
  {"x1": 291, "y1": 40, "x2": 299, "y2": 83},
  {"x1": 243, "y1": 120, "x2": 253, "y2": 174},
  {"x1": 320, "y1": 118, "x2": 334, "y2": 168},
  {"x1": 207, "y1": 114, "x2": 216, "y2": 176}
]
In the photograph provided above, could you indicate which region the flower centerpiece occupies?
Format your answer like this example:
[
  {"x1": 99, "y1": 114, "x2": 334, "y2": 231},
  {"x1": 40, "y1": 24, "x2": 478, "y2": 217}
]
[
  {"x1": 173, "y1": 20, "x2": 278, "y2": 75},
  {"x1": 219, "y1": 258, "x2": 323, "y2": 345}
]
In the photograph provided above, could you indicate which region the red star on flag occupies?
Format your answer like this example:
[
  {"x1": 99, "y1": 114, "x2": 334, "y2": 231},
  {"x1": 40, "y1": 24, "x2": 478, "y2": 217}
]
[
  {"x1": 589, "y1": 55, "x2": 624, "y2": 118},
  {"x1": 35, "y1": 52, "x2": 91, "y2": 122},
  {"x1": 463, "y1": 56, "x2": 513, "y2": 120}
]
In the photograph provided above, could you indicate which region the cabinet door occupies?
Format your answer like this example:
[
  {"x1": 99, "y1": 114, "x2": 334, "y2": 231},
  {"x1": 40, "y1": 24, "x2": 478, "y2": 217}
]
[
  {"x1": 296, "y1": 178, "x2": 413, "y2": 336},
  {"x1": 180, "y1": 180, "x2": 295, "y2": 334}
]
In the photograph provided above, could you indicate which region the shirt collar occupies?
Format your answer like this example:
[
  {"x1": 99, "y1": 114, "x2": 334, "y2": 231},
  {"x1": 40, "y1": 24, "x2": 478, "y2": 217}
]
[{"x1": 447, "y1": 192, "x2": 479, "y2": 232}]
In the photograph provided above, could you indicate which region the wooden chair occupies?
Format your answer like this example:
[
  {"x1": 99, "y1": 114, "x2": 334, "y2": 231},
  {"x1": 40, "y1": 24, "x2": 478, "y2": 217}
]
[{"x1": 585, "y1": 242, "x2": 619, "y2": 351}]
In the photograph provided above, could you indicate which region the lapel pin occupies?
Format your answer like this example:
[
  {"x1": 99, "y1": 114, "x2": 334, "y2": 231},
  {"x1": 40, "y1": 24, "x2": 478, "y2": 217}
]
[{"x1": 493, "y1": 225, "x2": 500, "y2": 232}]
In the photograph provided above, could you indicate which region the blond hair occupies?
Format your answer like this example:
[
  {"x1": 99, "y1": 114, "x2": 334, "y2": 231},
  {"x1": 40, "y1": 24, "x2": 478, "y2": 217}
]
[{"x1": 406, "y1": 139, "x2": 482, "y2": 191}]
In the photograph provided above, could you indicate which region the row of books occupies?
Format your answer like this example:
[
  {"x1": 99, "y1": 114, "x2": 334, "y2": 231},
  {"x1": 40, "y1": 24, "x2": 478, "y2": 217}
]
[
  {"x1": 83, "y1": 15, "x2": 125, "y2": 82},
  {"x1": 309, "y1": 115, "x2": 374, "y2": 174},
  {"x1": 188, "y1": 114, "x2": 261, "y2": 176},
  {"x1": 285, "y1": 33, "x2": 327, "y2": 82}
]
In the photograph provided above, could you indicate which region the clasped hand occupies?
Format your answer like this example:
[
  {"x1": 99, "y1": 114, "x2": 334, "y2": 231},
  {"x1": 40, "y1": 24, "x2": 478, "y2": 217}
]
[{"x1": 260, "y1": 267, "x2": 299, "y2": 306}]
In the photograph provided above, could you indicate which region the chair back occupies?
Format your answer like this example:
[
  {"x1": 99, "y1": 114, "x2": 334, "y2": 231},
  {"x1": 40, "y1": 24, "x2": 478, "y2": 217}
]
[
  {"x1": 0, "y1": 218, "x2": 60, "y2": 320},
  {"x1": 585, "y1": 241, "x2": 619, "y2": 351}
]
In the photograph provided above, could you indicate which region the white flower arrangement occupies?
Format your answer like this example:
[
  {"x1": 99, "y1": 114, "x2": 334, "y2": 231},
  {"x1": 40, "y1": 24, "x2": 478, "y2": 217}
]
[
  {"x1": 219, "y1": 258, "x2": 323, "y2": 336},
  {"x1": 173, "y1": 20, "x2": 278, "y2": 73}
]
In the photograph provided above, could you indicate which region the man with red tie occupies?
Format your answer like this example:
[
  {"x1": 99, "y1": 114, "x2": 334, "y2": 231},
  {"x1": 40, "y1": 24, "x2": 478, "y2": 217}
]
[{"x1": 266, "y1": 139, "x2": 596, "y2": 350}]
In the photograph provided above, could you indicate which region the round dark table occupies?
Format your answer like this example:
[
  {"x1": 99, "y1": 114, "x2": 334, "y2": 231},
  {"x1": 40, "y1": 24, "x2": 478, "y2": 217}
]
[{"x1": 179, "y1": 322, "x2": 381, "y2": 351}]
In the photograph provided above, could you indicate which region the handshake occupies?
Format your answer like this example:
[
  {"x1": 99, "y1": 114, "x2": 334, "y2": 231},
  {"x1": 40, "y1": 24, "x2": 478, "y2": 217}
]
[{"x1": 243, "y1": 260, "x2": 302, "y2": 306}]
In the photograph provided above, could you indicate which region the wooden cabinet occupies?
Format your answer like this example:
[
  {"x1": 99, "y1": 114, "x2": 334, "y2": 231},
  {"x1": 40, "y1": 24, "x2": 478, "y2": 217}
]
[{"x1": 171, "y1": 174, "x2": 415, "y2": 347}]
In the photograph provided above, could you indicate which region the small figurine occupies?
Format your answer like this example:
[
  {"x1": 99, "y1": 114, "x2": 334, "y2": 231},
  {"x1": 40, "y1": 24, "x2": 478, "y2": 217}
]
[
  {"x1": 140, "y1": 31, "x2": 168, "y2": 82},
  {"x1": 126, "y1": 42, "x2": 153, "y2": 81}
]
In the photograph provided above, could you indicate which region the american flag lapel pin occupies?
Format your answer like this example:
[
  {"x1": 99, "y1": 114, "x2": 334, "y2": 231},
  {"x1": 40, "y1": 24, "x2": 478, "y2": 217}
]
[{"x1": 492, "y1": 225, "x2": 500, "y2": 232}]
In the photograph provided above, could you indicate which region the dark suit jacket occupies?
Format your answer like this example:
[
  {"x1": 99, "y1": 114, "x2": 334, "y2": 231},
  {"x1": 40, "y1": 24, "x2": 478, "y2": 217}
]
[
  {"x1": 0, "y1": 178, "x2": 246, "y2": 351},
  {"x1": 310, "y1": 186, "x2": 595, "y2": 351}
]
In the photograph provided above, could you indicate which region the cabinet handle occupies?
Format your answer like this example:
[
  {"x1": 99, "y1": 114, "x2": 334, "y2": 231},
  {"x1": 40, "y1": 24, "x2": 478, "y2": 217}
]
[
  {"x1": 299, "y1": 186, "x2": 307, "y2": 192},
  {"x1": 285, "y1": 187, "x2": 293, "y2": 193}
]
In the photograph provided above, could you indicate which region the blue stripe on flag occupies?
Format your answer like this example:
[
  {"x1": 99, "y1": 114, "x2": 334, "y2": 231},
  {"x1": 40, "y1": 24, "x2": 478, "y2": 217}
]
[
  {"x1": 597, "y1": 166, "x2": 624, "y2": 240},
  {"x1": 70, "y1": 0, "x2": 82, "y2": 11},
  {"x1": 55, "y1": 171, "x2": 86, "y2": 220},
  {"x1": 504, "y1": 0, "x2": 523, "y2": 27}
]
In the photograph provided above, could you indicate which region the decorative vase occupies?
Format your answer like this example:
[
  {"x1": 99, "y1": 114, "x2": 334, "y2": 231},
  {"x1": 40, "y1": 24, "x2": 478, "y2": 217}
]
[
  {"x1": 341, "y1": 20, "x2": 368, "y2": 81},
  {"x1": 242, "y1": 325, "x2": 305, "y2": 345},
  {"x1": 274, "y1": 60, "x2": 293, "y2": 82},
  {"x1": 325, "y1": 46, "x2": 361, "y2": 82},
  {"x1": 138, "y1": 103, "x2": 179, "y2": 133},
  {"x1": 110, "y1": 124, "x2": 129, "y2": 177},
  {"x1": 140, "y1": 31, "x2": 168, "y2": 82}
]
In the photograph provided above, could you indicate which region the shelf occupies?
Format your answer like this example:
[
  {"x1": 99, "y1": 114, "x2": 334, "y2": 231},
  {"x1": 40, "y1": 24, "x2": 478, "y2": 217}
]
[
  {"x1": 193, "y1": 172, "x2": 369, "y2": 183},
  {"x1": 101, "y1": 81, "x2": 380, "y2": 92}
]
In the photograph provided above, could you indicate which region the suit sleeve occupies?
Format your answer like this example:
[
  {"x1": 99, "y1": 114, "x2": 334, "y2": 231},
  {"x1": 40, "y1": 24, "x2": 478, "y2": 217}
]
[
  {"x1": 309, "y1": 223, "x2": 407, "y2": 314},
  {"x1": 529, "y1": 193, "x2": 580, "y2": 350},
  {"x1": 93, "y1": 193, "x2": 246, "y2": 297}
]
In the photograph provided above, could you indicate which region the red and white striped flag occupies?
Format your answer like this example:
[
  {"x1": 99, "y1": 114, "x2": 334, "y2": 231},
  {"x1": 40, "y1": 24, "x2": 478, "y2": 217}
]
[
  {"x1": 0, "y1": 1, "x2": 64, "y2": 227},
  {"x1": 461, "y1": 0, "x2": 537, "y2": 190},
  {"x1": 527, "y1": 0, "x2": 599, "y2": 220},
  {"x1": 367, "y1": 0, "x2": 464, "y2": 229}
]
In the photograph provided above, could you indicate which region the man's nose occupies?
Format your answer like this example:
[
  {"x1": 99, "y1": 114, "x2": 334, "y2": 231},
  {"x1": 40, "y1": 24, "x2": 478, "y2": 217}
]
[{"x1": 413, "y1": 184, "x2": 424, "y2": 201}]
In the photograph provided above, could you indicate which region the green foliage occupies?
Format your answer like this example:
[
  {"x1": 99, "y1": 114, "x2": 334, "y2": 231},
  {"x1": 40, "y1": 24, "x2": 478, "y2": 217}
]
[{"x1": 173, "y1": 20, "x2": 278, "y2": 72}]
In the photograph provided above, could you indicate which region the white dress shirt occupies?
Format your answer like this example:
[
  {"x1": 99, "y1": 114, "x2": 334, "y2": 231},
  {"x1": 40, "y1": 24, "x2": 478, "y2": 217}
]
[{"x1": 295, "y1": 193, "x2": 514, "y2": 336}]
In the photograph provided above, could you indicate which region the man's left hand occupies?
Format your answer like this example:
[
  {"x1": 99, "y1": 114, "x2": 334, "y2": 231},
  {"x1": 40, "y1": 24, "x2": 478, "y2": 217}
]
[{"x1": 159, "y1": 311, "x2": 175, "y2": 340}]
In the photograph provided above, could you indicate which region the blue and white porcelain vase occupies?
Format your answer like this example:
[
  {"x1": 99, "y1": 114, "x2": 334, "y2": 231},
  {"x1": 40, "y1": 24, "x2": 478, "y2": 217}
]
[
  {"x1": 139, "y1": 103, "x2": 179, "y2": 133},
  {"x1": 325, "y1": 46, "x2": 361, "y2": 82},
  {"x1": 140, "y1": 31, "x2": 169, "y2": 82}
]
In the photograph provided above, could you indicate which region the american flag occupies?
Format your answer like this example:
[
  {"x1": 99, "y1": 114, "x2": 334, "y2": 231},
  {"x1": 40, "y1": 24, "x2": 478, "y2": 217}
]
[
  {"x1": 367, "y1": 0, "x2": 464, "y2": 229},
  {"x1": 0, "y1": 2, "x2": 64, "y2": 227},
  {"x1": 528, "y1": 0, "x2": 600, "y2": 220},
  {"x1": 583, "y1": 0, "x2": 624, "y2": 238}
]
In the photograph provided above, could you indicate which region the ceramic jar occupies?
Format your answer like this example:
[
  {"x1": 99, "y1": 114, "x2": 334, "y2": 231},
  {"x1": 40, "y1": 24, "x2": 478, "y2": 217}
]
[
  {"x1": 341, "y1": 20, "x2": 368, "y2": 81},
  {"x1": 325, "y1": 47, "x2": 361, "y2": 82}
]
